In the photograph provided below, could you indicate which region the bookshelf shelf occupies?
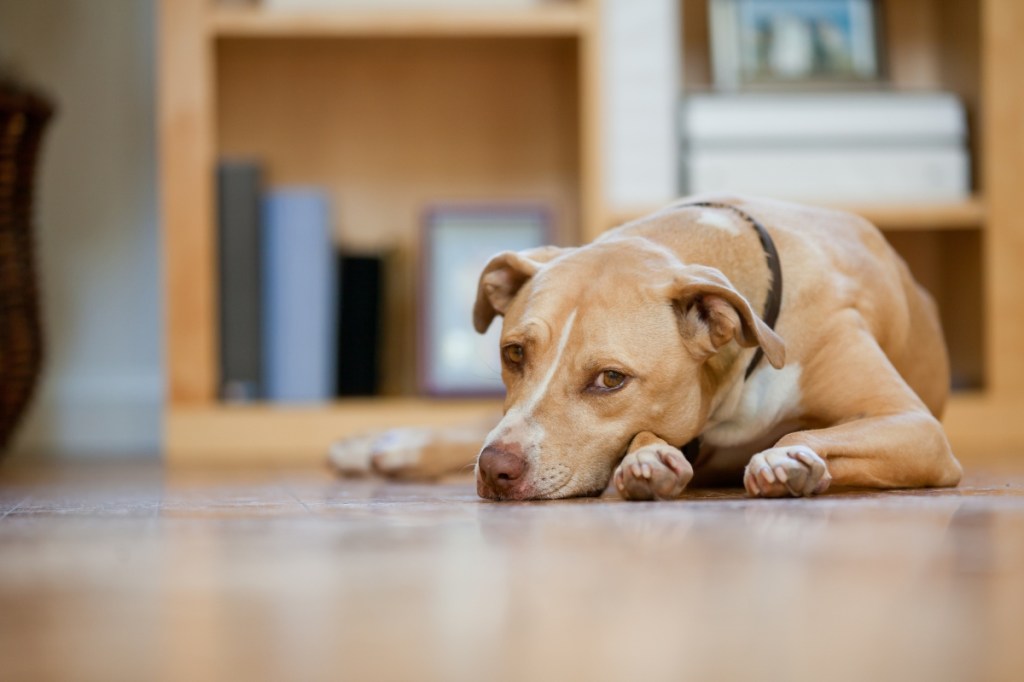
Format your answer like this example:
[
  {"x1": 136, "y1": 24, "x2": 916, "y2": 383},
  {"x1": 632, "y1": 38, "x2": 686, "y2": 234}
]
[
  {"x1": 831, "y1": 198, "x2": 987, "y2": 231},
  {"x1": 167, "y1": 398, "x2": 502, "y2": 465},
  {"x1": 208, "y1": 5, "x2": 588, "y2": 38},
  {"x1": 603, "y1": 197, "x2": 987, "y2": 233},
  {"x1": 164, "y1": 392, "x2": 1019, "y2": 465}
]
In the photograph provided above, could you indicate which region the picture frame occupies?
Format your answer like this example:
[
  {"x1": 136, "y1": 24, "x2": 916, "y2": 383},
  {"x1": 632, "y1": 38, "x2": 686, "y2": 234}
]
[
  {"x1": 418, "y1": 205, "x2": 551, "y2": 397},
  {"x1": 709, "y1": 0, "x2": 882, "y2": 90}
]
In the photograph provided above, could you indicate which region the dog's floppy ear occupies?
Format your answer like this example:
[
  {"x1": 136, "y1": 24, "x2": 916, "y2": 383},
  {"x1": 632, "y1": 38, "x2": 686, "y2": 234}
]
[
  {"x1": 669, "y1": 265, "x2": 785, "y2": 369},
  {"x1": 473, "y1": 246, "x2": 568, "y2": 333}
]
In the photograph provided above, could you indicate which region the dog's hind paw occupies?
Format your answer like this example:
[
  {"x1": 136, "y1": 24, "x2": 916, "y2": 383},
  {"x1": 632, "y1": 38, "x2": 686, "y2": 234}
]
[
  {"x1": 328, "y1": 433, "x2": 378, "y2": 476},
  {"x1": 328, "y1": 428, "x2": 431, "y2": 477},
  {"x1": 614, "y1": 443, "x2": 694, "y2": 501},
  {"x1": 744, "y1": 446, "x2": 831, "y2": 498},
  {"x1": 367, "y1": 428, "x2": 433, "y2": 477}
]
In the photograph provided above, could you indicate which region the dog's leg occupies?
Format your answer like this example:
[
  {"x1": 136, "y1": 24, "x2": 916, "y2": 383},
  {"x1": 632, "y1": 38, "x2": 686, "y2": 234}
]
[
  {"x1": 744, "y1": 328, "x2": 962, "y2": 498},
  {"x1": 746, "y1": 410, "x2": 962, "y2": 497},
  {"x1": 329, "y1": 418, "x2": 495, "y2": 481},
  {"x1": 614, "y1": 431, "x2": 694, "y2": 500}
]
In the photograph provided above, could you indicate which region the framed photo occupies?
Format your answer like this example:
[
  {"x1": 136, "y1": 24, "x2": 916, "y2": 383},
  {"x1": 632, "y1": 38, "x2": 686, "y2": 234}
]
[
  {"x1": 419, "y1": 205, "x2": 551, "y2": 397},
  {"x1": 710, "y1": 0, "x2": 881, "y2": 90}
]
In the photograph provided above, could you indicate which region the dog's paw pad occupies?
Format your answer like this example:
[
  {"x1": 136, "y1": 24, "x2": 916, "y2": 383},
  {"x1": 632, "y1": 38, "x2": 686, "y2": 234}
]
[
  {"x1": 614, "y1": 445, "x2": 693, "y2": 501},
  {"x1": 744, "y1": 446, "x2": 831, "y2": 498}
]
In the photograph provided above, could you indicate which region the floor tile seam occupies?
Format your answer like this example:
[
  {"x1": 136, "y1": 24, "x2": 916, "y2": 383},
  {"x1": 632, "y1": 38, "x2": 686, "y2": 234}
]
[
  {"x1": 0, "y1": 497, "x2": 29, "y2": 522},
  {"x1": 280, "y1": 480, "x2": 316, "y2": 516}
]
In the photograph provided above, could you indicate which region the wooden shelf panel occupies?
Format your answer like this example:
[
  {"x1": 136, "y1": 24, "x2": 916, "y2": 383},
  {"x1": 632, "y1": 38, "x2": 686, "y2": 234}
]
[
  {"x1": 164, "y1": 392, "x2": 1017, "y2": 465},
  {"x1": 209, "y1": 4, "x2": 588, "y2": 38},
  {"x1": 939, "y1": 393, "x2": 1024, "y2": 461},
  {"x1": 830, "y1": 197, "x2": 987, "y2": 231},
  {"x1": 604, "y1": 197, "x2": 987, "y2": 233},
  {"x1": 166, "y1": 398, "x2": 502, "y2": 465}
]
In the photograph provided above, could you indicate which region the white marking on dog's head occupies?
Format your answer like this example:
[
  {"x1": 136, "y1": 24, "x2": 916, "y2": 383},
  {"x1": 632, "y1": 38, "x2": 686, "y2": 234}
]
[
  {"x1": 522, "y1": 307, "x2": 577, "y2": 416},
  {"x1": 697, "y1": 209, "x2": 741, "y2": 235},
  {"x1": 482, "y1": 308, "x2": 577, "y2": 457}
]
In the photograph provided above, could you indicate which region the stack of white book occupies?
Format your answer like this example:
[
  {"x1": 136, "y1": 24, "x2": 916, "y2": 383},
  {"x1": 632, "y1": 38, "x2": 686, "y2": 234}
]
[
  {"x1": 263, "y1": 0, "x2": 542, "y2": 8},
  {"x1": 681, "y1": 92, "x2": 971, "y2": 204}
]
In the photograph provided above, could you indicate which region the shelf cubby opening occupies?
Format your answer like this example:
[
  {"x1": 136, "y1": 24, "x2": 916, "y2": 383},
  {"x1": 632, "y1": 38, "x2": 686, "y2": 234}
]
[{"x1": 215, "y1": 35, "x2": 581, "y2": 396}]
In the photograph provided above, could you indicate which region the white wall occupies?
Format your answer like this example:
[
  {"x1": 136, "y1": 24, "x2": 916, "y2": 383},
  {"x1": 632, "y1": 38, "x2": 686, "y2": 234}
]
[{"x1": 0, "y1": 0, "x2": 162, "y2": 457}]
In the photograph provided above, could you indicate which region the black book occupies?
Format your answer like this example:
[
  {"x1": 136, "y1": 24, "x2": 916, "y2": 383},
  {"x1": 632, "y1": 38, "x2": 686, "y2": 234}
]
[
  {"x1": 217, "y1": 160, "x2": 263, "y2": 401},
  {"x1": 336, "y1": 254, "x2": 383, "y2": 396}
]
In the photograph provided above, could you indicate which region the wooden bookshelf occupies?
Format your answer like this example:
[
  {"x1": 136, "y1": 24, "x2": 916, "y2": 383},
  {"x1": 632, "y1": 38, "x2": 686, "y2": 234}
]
[
  {"x1": 604, "y1": 197, "x2": 988, "y2": 234},
  {"x1": 159, "y1": 0, "x2": 1024, "y2": 465},
  {"x1": 166, "y1": 398, "x2": 502, "y2": 465},
  {"x1": 208, "y1": 4, "x2": 588, "y2": 37}
]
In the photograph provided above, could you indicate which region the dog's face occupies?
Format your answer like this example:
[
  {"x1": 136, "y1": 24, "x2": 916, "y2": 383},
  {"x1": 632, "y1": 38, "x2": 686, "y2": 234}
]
[{"x1": 472, "y1": 239, "x2": 784, "y2": 500}]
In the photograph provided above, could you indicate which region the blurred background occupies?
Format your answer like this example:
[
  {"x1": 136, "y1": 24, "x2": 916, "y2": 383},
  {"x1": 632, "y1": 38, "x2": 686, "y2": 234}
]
[
  {"x1": 1, "y1": 0, "x2": 1021, "y2": 464},
  {"x1": 0, "y1": 1, "x2": 160, "y2": 457}
]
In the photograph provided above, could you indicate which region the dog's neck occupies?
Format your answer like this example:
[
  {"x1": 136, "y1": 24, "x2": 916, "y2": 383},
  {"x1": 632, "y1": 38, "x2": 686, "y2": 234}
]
[
  {"x1": 678, "y1": 201, "x2": 784, "y2": 379},
  {"x1": 703, "y1": 348, "x2": 761, "y2": 428},
  {"x1": 670, "y1": 201, "x2": 785, "y2": 456}
]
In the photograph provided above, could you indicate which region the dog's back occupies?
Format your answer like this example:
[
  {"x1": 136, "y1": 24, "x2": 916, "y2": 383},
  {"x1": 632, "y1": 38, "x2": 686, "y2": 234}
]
[{"x1": 606, "y1": 195, "x2": 950, "y2": 418}]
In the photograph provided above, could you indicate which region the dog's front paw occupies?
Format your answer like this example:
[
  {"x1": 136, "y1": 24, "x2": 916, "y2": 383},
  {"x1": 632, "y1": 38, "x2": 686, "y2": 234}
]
[
  {"x1": 613, "y1": 444, "x2": 693, "y2": 501},
  {"x1": 744, "y1": 446, "x2": 831, "y2": 498}
]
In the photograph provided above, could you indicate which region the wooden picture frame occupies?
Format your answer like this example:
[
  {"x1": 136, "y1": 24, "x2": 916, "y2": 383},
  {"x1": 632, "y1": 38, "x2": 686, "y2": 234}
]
[
  {"x1": 418, "y1": 205, "x2": 550, "y2": 397},
  {"x1": 710, "y1": 0, "x2": 882, "y2": 90}
]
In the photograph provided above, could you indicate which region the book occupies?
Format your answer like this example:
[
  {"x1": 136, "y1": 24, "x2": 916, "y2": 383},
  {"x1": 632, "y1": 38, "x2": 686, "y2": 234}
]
[
  {"x1": 263, "y1": 0, "x2": 541, "y2": 9},
  {"x1": 681, "y1": 92, "x2": 971, "y2": 203},
  {"x1": 687, "y1": 146, "x2": 970, "y2": 204},
  {"x1": 335, "y1": 254, "x2": 383, "y2": 397},
  {"x1": 682, "y1": 92, "x2": 967, "y2": 146},
  {"x1": 262, "y1": 189, "x2": 338, "y2": 403},
  {"x1": 601, "y1": 0, "x2": 680, "y2": 208},
  {"x1": 216, "y1": 159, "x2": 264, "y2": 402}
]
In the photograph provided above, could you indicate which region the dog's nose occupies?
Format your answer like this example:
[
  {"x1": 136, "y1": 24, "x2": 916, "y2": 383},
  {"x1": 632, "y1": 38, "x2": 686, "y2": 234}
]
[{"x1": 478, "y1": 445, "x2": 527, "y2": 495}]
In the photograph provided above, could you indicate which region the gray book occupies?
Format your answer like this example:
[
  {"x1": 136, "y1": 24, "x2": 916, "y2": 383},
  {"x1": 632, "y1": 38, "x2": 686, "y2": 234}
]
[{"x1": 217, "y1": 159, "x2": 264, "y2": 401}]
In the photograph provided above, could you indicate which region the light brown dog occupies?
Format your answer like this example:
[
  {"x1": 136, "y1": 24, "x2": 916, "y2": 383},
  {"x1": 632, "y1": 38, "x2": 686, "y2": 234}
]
[{"x1": 331, "y1": 196, "x2": 963, "y2": 500}]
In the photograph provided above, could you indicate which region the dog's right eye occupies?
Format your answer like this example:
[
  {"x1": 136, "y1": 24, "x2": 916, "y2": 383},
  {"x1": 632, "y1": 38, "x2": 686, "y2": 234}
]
[
  {"x1": 503, "y1": 344, "x2": 525, "y2": 367},
  {"x1": 599, "y1": 370, "x2": 625, "y2": 389}
]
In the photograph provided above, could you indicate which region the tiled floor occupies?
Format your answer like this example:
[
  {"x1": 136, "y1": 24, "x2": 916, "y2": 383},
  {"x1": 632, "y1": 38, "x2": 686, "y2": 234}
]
[{"x1": 1, "y1": 460, "x2": 1023, "y2": 682}]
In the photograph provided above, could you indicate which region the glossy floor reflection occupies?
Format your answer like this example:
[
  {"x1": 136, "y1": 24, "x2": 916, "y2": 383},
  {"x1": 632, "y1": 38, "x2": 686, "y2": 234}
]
[{"x1": 1, "y1": 461, "x2": 1022, "y2": 682}]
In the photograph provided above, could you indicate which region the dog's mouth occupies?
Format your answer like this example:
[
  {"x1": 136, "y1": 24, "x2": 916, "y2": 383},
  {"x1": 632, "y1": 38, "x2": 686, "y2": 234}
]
[{"x1": 476, "y1": 469, "x2": 608, "y2": 501}]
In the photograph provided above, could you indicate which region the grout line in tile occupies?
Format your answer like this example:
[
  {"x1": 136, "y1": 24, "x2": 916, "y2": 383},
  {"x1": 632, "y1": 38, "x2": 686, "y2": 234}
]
[
  {"x1": 0, "y1": 497, "x2": 29, "y2": 522},
  {"x1": 280, "y1": 480, "x2": 316, "y2": 516}
]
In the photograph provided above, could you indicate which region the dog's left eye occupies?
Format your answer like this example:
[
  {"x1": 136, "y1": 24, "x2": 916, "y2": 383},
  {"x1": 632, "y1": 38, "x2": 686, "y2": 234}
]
[{"x1": 591, "y1": 370, "x2": 628, "y2": 391}]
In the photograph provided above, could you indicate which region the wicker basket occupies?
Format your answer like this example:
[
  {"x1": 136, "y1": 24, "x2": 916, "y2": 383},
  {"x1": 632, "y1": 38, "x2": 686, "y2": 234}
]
[{"x1": 0, "y1": 80, "x2": 53, "y2": 452}]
